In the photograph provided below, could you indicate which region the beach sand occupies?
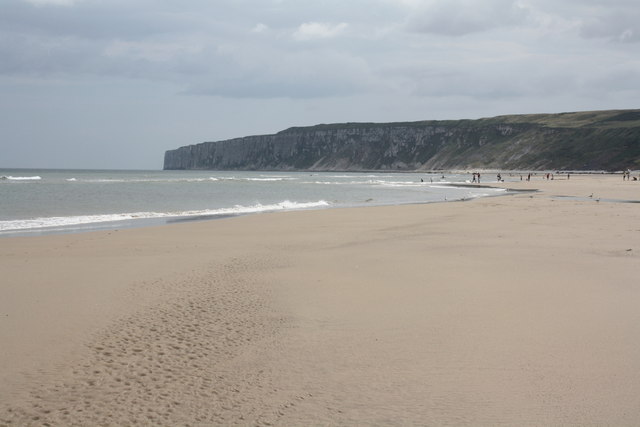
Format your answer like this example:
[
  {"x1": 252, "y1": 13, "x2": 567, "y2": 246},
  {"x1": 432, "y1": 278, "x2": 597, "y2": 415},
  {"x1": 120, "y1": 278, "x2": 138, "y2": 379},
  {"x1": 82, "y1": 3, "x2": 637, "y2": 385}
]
[{"x1": 1, "y1": 174, "x2": 639, "y2": 425}]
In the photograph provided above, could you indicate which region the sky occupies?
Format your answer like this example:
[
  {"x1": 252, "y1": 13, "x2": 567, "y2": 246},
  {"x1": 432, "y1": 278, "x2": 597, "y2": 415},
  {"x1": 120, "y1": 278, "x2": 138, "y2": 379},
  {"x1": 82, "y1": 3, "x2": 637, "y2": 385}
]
[{"x1": 1, "y1": 0, "x2": 638, "y2": 169}]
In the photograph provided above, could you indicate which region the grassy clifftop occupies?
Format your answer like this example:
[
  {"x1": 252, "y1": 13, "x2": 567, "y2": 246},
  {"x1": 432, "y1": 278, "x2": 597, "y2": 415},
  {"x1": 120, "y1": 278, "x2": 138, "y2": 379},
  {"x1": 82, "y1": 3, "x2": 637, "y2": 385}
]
[
  {"x1": 280, "y1": 109, "x2": 640, "y2": 132},
  {"x1": 486, "y1": 109, "x2": 640, "y2": 129}
]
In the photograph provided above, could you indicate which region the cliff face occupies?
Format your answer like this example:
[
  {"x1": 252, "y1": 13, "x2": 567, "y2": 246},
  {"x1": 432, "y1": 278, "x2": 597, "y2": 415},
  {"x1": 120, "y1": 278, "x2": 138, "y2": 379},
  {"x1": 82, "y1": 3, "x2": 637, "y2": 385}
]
[{"x1": 164, "y1": 110, "x2": 640, "y2": 171}]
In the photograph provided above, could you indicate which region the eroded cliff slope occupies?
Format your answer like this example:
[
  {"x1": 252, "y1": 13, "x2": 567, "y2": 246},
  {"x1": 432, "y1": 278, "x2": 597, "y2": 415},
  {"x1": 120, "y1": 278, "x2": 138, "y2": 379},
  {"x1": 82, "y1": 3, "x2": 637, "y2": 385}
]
[{"x1": 164, "y1": 110, "x2": 640, "y2": 171}]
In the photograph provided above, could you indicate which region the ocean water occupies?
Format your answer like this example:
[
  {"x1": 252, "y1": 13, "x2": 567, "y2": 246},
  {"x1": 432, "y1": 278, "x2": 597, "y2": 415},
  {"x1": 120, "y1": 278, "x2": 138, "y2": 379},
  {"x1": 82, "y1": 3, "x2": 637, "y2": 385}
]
[{"x1": 0, "y1": 169, "x2": 510, "y2": 237}]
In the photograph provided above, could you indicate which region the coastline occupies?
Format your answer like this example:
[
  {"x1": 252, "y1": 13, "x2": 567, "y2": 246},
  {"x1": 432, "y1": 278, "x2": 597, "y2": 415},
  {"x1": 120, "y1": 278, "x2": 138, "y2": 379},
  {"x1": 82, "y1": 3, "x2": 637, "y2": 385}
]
[
  {"x1": 1, "y1": 169, "x2": 503, "y2": 238},
  {"x1": 1, "y1": 174, "x2": 639, "y2": 425}
]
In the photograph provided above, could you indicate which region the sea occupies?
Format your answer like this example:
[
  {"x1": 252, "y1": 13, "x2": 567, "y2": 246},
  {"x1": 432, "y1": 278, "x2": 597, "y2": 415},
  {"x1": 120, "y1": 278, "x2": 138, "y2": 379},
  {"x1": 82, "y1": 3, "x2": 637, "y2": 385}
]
[{"x1": 0, "y1": 169, "x2": 511, "y2": 237}]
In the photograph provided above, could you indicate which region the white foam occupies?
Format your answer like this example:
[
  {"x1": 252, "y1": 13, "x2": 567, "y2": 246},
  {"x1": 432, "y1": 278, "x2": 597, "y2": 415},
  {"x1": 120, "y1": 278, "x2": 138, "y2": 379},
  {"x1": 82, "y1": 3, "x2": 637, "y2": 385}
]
[
  {"x1": 307, "y1": 179, "x2": 425, "y2": 187},
  {"x1": 1, "y1": 175, "x2": 42, "y2": 181},
  {"x1": 0, "y1": 200, "x2": 330, "y2": 232},
  {"x1": 79, "y1": 177, "x2": 294, "y2": 184},
  {"x1": 308, "y1": 180, "x2": 343, "y2": 185},
  {"x1": 242, "y1": 177, "x2": 290, "y2": 182},
  {"x1": 376, "y1": 180, "x2": 425, "y2": 187},
  {"x1": 80, "y1": 177, "x2": 221, "y2": 183}
]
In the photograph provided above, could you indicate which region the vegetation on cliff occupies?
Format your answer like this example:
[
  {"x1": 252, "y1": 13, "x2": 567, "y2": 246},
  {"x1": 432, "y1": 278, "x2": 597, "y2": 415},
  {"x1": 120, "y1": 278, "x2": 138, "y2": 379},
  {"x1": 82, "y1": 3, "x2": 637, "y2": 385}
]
[{"x1": 164, "y1": 109, "x2": 640, "y2": 171}]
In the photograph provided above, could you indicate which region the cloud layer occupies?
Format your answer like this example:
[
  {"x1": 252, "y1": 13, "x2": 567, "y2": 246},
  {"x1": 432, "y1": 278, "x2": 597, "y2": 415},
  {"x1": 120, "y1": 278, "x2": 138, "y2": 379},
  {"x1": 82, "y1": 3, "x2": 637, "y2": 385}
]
[
  {"x1": 1, "y1": 0, "x2": 639, "y2": 168},
  {"x1": 2, "y1": 0, "x2": 639, "y2": 100}
]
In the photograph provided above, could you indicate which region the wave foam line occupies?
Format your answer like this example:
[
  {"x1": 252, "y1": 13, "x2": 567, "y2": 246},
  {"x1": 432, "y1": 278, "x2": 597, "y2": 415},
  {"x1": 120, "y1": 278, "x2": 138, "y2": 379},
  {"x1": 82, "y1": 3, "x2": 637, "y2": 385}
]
[
  {"x1": 308, "y1": 179, "x2": 426, "y2": 187},
  {"x1": 1, "y1": 175, "x2": 42, "y2": 181},
  {"x1": 0, "y1": 200, "x2": 330, "y2": 232},
  {"x1": 74, "y1": 177, "x2": 292, "y2": 184}
]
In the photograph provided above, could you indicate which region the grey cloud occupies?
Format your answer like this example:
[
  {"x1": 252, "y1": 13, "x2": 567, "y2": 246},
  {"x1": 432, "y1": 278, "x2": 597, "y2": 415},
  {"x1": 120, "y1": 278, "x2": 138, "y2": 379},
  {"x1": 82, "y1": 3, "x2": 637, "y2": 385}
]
[
  {"x1": 407, "y1": 0, "x2": 530, "y2": 36},
  {"x1": 1, "y1": 0, "x2": 391, "y2": 100},
  {"x1": 3, "y1": 0, "x2": 640, "y2": 169},
  {"x1": 524, "y1": 0, "x2": 640, "y2": 43},
  {"x1": 579, "y1": 11, "x2": 640, "y2": 43},
  {"x1": 0, "y1": 32, "x2": 95, "y2": 76},
  {"x1": 1, "y1": 0, "x2": 188, "y2": 40},
  {"x1": 183, "y1": 46, "x2": 375, "y2": 99},
  {"x1": 1, "y1": 1, "x2": 638, "y2": 105}
]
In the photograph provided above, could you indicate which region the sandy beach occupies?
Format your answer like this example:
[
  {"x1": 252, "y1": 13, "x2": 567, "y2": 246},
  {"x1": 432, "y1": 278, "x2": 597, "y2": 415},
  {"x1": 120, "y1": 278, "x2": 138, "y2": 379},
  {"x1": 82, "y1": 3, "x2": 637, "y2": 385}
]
[{"x1": 1, "y1": 174, "x2": 639, "y2": 426}]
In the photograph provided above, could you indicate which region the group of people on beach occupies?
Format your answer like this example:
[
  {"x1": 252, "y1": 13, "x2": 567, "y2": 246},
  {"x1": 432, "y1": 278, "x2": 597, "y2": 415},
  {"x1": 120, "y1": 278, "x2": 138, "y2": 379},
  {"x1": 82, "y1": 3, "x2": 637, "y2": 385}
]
[
  {"x1": 520, "y1": 172, "x2": 562, "y2": 181},
  {"x1": 423, "y1": 170, "x2": 638, "y2": 184}
]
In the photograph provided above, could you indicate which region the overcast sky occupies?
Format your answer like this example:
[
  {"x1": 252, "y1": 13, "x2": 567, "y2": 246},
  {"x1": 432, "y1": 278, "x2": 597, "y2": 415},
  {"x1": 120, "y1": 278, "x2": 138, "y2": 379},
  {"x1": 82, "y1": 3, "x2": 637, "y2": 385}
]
[{"x1": 1, "y1": 0, "x2": 638, "y2": 169}]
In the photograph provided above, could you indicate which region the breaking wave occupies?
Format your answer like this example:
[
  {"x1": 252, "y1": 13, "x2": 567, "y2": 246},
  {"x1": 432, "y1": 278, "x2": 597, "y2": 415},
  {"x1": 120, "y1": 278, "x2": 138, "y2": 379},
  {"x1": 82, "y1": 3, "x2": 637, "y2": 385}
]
[
  {"x1": 1, "y1": 175, "x2": 42, "y2": 181},
  {"x1": 0, "y1": 200, "x2": 330, "y2": 232}
]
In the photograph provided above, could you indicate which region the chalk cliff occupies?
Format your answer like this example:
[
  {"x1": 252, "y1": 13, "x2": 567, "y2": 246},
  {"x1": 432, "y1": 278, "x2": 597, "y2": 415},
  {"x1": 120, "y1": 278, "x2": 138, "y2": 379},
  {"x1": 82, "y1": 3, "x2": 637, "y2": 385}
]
[{"x1": 164, "y1": 110, "x2": 640, "y2": 171}]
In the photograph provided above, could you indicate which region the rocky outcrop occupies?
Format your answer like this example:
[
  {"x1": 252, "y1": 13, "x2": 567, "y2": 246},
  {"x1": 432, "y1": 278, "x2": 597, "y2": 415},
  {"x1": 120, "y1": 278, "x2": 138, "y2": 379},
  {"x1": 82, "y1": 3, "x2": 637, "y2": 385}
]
[{"x1": 164, "y1": 110, "x2": 640, "y2": 171}]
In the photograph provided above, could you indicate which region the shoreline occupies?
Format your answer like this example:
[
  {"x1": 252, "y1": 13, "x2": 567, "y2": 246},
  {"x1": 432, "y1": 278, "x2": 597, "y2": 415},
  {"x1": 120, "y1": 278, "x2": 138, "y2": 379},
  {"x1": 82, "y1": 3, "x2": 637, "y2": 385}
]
[
  {"x1": 0, "y1": 185, "x2": 503, "y2": 239},
  {"x1": 6, "y1": 170, "x2": 632, "y2": 239},
  {"x1": 1, "y1": 174, "x2": 639, "y2": 425}
]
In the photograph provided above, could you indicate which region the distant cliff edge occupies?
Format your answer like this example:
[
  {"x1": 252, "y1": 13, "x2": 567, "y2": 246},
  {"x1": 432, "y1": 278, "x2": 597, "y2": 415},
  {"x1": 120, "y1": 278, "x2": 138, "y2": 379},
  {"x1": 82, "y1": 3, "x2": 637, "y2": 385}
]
[{"x1": 164, "y1": 109, "x2": 640, "y2": 171}]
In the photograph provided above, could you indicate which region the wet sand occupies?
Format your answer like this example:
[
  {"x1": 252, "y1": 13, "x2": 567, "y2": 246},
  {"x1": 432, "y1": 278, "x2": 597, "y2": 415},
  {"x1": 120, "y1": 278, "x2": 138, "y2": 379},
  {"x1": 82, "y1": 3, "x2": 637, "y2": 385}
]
[{"x1": 1, "y1": 174, "x2": 639, "y2": 425}]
